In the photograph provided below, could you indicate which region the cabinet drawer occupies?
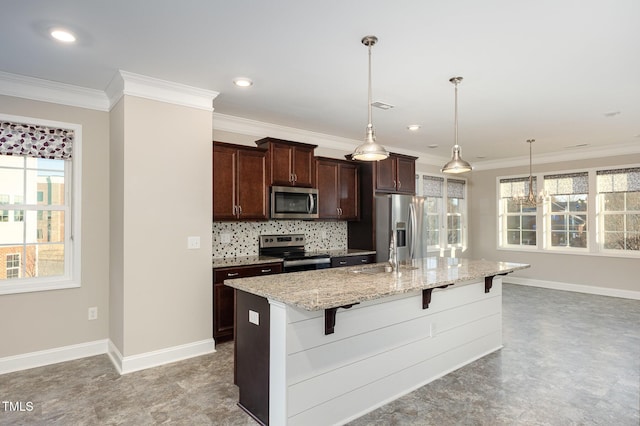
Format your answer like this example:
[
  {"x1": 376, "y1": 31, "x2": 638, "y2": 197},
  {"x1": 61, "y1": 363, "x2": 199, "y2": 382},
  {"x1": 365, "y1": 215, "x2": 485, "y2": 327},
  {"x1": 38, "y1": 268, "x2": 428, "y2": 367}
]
[
  {"x1": 331, "y1": 254, "x2": 376, "y2": 268},
  {"x1": 214, "y1": 263, "x2": 283, "y2": 283}
]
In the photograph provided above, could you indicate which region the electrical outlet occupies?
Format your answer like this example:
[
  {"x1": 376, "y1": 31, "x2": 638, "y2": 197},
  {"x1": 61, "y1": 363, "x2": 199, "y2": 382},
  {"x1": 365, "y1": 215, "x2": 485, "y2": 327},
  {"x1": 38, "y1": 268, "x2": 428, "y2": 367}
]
[
  {"x1": 322, "y1": 230, "x2": 328, "y2": 239},
  {"x1": 187, "y1": 236, "x2": 200, "y2": 249},
  {"x1": 88, "y1": 307, "x2": 98, "y2": 321}
]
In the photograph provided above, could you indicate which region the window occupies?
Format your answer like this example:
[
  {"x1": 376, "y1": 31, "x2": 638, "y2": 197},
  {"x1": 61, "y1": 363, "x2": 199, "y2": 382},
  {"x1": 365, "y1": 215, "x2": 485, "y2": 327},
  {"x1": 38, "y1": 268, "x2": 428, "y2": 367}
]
[
  {"x1": 597, "y1": 168, "x2": 640, "y2": 252},
  {"x1": 0, "y1": 116, "x2": 80, "y2": 294},
  {"x1": 447, "y1": 179, "x2": 466, "y2": 248},
  {"x1": 422, "y1": 176, "x2": 443, "y2": 248},
  {"x1": 417, "y1": 174, "x2": 468, "y2": 254},
  {"x1": 544, "y1": 172, "x2": 588, "y2": 249},
  {"x1": 6, "y1": 253, "x2": 20, "y2": 279},
  {"x1": 499, "y1": 177, "x2": 538, "y2": 247}
]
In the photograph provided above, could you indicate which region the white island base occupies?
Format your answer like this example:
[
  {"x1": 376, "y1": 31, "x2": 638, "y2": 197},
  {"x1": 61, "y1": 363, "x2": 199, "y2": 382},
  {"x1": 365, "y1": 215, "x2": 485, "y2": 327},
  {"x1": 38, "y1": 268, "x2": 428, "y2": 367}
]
[{"x1": 235, "y1": 277, "x2": 504, "y2": 425}]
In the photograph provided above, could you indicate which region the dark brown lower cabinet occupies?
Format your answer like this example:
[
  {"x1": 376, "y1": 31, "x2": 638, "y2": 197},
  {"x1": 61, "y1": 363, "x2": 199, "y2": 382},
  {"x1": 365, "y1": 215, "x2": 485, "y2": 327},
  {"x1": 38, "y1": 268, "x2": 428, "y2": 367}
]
[
  {"x1": 330, "y1": 254, "x2": 376, "y2": 268},
  {"x1": 213, "y1": 262, "x2": 282, "y2": 342}
]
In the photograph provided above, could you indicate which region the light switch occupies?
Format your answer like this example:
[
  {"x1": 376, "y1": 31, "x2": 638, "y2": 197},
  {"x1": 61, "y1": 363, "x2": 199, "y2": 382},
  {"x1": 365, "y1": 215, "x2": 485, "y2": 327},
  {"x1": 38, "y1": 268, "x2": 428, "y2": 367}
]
[
  {"x1": 249, "y1": 310, "x2": 260, "y2": 325},
  {"x1": 187, "y1": 236, "x2": 200, "y2": 249}
]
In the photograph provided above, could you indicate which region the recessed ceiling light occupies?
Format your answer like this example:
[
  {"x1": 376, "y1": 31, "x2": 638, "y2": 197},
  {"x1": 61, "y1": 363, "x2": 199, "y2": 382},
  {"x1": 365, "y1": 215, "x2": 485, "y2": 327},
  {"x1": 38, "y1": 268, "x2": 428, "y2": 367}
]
[
  {"x1": 407, "y1": 125, "x2": 421, "y2": 131},
  {"x1": 476, "y1": 155, "x2": 487, "y2": 159},
  {"x1": 603, "y1": 111, "x2": 621, "y2": 117},
  {"x1": 50, "y1": 28, "x2": 76, "y2": 43},
  {"x1": 428, "y1": 144, "x2": 438, "y2": 149},
  {"x1": 233, "y1": 78, "x2": 253, "y2": 87},
  {"x1": 564, "y1": 143, "x2": 590, "y2": 149}
]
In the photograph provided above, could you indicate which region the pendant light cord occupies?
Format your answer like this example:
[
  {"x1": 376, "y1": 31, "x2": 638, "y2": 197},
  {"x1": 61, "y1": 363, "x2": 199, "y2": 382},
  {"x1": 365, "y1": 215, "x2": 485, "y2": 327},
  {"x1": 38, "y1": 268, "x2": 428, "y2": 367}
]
[{"x1": 367, "y1": 42, "x2": 373, "y2": 133}]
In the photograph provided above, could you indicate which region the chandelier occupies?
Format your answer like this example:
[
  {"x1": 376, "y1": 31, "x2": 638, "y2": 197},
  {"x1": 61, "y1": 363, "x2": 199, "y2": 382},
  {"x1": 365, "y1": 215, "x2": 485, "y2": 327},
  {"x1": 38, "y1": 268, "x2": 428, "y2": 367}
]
[
  {"x1": 512, "y1": 139, "x2": 546, "y2": 207},
  {"x1": 351, "y1": 35, "x2": 390, "y2": 161}
]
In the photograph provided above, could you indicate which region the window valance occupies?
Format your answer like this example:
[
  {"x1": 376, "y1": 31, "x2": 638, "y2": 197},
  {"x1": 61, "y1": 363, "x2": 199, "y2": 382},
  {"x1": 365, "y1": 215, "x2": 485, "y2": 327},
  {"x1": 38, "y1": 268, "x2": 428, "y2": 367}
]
[
  {"x1": 544, "y1": 172, "x2": 588, "y2": 195},
  {"x1": 447, "y1": 179, "x2": 466, "y2": 199},
  {"x1": 423, "y1": 175, "x2": 444, "y2": 198},
  {"x1": 0, "y1": 121, "x2": 74, "y2": 160},
  {"x1": 597, "y1": 167, "x2": 640, "y2": 193},
  {"x1": 499, "y1": 176, "x2": 537, "y2": 198}
]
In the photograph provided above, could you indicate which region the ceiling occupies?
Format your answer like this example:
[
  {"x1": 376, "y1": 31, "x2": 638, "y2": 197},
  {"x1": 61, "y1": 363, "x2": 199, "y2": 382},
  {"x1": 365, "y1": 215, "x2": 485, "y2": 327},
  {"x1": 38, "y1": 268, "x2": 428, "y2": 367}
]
[{"x1": 2, "y1": 0, "x2": 639, "y2": 167}]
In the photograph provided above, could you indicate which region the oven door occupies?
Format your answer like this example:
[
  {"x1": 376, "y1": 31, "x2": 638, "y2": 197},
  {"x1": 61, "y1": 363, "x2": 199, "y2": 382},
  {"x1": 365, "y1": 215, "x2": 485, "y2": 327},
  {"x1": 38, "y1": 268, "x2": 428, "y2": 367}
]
[{"x1": 271, "y1": 186, "x2": 319, "y2": 219}]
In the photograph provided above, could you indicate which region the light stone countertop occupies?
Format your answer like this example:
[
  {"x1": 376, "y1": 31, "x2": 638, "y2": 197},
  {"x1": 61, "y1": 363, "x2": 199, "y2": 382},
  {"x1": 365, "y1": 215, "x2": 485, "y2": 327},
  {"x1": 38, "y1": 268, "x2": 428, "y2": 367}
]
[
  {"x1": 224, "y1": 256, "x2": 530, "y2": 311},
  {"x1": 212, "y1": 255, "x2": 283, "y2": 269}
]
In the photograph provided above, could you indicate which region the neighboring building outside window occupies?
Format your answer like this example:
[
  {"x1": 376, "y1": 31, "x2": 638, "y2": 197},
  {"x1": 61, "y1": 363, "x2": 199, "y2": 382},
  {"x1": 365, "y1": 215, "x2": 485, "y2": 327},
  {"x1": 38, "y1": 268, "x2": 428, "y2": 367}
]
[
  {"x1": 0, "y1": 194, "x2": 8, "y2": 222},
  {"x1": 597, "y1": 167, "x2": 640, "y2": 252},
  {"x1": 0, "y1": 116, "x2": 80, "y2": 294},
  {"x1": 544, "y1": 172, "x2": 588, "y2": 249},
  {"x1": 499, "y1": 177, "x2": 538, "y2": 247},
  {"x1": 6, "y1": 253, "x2": 20, "y2": 279}
]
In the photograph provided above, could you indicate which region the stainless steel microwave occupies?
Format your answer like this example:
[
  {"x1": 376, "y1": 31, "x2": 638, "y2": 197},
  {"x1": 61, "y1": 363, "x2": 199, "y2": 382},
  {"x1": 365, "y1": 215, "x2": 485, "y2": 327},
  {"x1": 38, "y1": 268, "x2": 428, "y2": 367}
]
[{"x1": 270, "y1": 186, "x2": 319, "y2": 219}]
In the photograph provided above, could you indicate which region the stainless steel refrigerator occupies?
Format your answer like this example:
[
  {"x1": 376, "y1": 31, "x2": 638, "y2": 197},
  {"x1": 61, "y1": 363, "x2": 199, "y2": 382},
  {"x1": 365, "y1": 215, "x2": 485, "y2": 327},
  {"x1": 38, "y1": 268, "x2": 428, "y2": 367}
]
[{"x1": 375, "y1": 194, "x2": 427, "y2": 263}]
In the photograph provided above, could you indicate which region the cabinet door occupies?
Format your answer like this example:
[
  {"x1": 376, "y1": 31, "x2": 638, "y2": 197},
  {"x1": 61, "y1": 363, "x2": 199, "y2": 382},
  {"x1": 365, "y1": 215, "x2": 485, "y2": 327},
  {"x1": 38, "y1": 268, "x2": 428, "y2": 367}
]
[
  {"x1": 396, "y1": 156, "x2": 416, "y2": 194},
  {"x1": 376, "y1": 156, "x2": 398, "y2": 192},
  {"x1": 292, "y1": 146, "x2": 315, "y2": 187},
  {"x1": 213, "y1": 144, "x2": 237, "y2": 220},
  {"x1": 269, "y1": 142, "x2": 294, "y2": 186},
  {"x1": 316, "y1": 159, "x2": 340, "y2": 219},
  {"x1": 339, "y1": 163, "x2": 359, "y2": 220},
  {"x1": 214, "y1": 282, "x2": 235, "y2": 340},
  {"x1": 236, "y1": 148, "x2": 269, "y2": 220}
]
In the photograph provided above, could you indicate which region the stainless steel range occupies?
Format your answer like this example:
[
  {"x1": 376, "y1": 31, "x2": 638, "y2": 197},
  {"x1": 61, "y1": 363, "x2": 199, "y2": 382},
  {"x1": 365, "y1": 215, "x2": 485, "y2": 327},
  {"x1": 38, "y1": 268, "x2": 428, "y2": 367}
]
[{"x1": 259, "y1": 234, "x2": 330, "y2": 272}]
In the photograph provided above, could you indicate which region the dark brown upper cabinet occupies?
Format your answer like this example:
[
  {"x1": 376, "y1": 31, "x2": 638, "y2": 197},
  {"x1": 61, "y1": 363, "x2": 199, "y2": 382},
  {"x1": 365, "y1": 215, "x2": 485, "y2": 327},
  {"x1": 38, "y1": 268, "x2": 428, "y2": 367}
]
[
  {"x1": 213, "y1": 141, "x2": 269, "y2": 221},
  {"x1": 255, "y1": 137, "x2": 317, "y2": 188},
  {"x1": 314, "y1": 157, "x2": 359, "y2": 221}
]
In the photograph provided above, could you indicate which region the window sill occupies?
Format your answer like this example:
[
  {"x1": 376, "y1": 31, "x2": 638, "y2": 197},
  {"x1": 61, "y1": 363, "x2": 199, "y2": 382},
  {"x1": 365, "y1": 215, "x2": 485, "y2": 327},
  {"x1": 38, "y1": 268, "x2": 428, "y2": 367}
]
[
  {"x1": 0, "y1": 278, "x2": 80, "y2": 295},
  {"x1": 497, "y1": 245, "x2": 640, "y2": 259}
]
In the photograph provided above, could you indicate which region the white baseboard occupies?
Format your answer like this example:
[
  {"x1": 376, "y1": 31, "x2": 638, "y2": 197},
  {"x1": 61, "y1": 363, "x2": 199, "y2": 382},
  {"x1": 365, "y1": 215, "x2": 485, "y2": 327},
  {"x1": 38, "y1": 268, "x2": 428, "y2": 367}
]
[
  {"x1": 0, "y1": 339, "x2": 109, "y2": 375},
  {"x1": 1, "y1": 338, "x2": 217, "y2": 376},
  {"x1": 505, "y1": 277, "x2": 640, "y2": 300},
  {"x1": 108, "y1": 338, "x2": 216, "y2": 375}
]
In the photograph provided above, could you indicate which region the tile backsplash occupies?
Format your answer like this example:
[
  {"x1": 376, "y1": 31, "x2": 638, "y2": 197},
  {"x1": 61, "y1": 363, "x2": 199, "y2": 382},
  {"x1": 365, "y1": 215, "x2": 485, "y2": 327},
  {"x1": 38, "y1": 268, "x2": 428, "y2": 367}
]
[{"x1": 213, "y1": 220, "x2": 348, "y2": 258}]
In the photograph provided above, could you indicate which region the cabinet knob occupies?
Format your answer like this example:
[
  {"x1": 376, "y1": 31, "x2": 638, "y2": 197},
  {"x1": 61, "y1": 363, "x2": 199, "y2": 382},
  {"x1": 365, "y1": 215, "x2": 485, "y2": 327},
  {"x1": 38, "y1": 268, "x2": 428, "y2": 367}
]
[
  {"x1": 339, "y1": 261, "x2": 347, "y2": 265},
  {"x1": 261, "y1": 268, "x2": 271, "y2": 273},
  {"x1": 294, "y1": 173, "x2": 298, "y2": 182},
  {"x1": 227, "y1": 272, "x2": 239, "y2": 277},
  {"x1": 398, "y1": 180, "x2": 402, "y2": 189},
  {"x1": 237, "y1": 205, "x2": 242, "y2": 215},
  {"x1": 361, "y1": 259, "x2": 368, "y2": 263}
]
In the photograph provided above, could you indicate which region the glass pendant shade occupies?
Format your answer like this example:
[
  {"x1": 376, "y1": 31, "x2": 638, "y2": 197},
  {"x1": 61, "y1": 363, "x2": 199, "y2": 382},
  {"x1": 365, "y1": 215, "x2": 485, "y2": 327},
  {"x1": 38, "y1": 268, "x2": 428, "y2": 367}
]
[
  {"x1": 441, "y1": 145, "x2": 472, "y2": 174},
  {"x1": 351, "y1": 35, "x2": 389, "y2": 162}
]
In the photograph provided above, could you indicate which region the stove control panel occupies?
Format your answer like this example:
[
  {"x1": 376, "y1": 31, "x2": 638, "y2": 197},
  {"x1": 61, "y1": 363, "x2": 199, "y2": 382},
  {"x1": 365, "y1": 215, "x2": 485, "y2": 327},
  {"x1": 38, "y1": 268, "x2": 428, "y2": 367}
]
[{"x1": 260, "y1": 234, "x2": 306, "y2": 248}]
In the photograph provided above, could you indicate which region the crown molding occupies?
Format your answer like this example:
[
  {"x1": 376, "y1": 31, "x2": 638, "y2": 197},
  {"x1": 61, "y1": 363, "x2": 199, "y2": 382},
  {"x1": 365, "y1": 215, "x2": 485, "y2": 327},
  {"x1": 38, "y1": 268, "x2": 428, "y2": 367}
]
[
  {"x1": 212, "y1": 112, "x2": 446, "y2": 166},
  {"x1": 106, "y1": 70, "x2": 219, "y2": 111},
  {"x1": 0, "y1": 71, "x2": 110, "y2": 111},
  {"x1": 472, "y1": 141, "x2": 640, "y2": 171}
]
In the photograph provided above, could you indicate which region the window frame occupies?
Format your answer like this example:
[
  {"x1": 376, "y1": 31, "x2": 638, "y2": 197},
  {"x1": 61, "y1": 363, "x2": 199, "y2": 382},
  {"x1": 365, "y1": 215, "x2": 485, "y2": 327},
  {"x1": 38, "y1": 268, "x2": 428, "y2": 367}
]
[
  {"x1": 0, "y1": 113, "x2": 82, "y2": 295},
  {"x1": 497, "y1": 164, "x2": 640, "y2": 259},
  {"x1": 498, "y1": 176, "x2": 540, "y2": 250},
  {"x1": 417, "y1": 173, "x2": 468, "y2": 255}
]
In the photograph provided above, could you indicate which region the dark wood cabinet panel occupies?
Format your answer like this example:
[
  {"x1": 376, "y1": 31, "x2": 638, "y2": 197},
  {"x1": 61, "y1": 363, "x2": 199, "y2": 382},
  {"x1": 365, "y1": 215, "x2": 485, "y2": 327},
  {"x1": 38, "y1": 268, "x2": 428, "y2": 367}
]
[
  {"x1": 256, "y1": 137, "x2": 317, "y2": 187},
  {"x1": 330, "y1": 254, "x2": 376, "y2": 268},
  {"x1": 213, "y1": 263, "x2": 282, "y2": 342},
  {"x1": 315, "y1": 157, "x2": 359, "y2": 220},
  {"x1": 375, "y1": 153, "x2": 417, "y2": 194},
  {"x1": 213, "y1": 141, "x2": 268, "y2": 221}
]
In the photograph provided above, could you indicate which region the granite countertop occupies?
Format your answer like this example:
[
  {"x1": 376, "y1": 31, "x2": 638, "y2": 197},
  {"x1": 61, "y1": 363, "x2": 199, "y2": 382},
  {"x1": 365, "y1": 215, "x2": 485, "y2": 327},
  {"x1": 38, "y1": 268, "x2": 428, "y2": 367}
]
[
  {"x1": 224, "y1": 257, "x2": 530, "y2": 311},
  {"x1": 212, "y1": 255, "x2": 283, "y2": 269}
]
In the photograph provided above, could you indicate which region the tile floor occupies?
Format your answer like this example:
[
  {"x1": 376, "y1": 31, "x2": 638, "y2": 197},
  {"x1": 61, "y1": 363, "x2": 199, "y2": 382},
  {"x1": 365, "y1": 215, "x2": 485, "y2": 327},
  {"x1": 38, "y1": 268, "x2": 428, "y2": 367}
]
[{"x1": 1, "y1": 284, "x2": 639, "y2": 425}]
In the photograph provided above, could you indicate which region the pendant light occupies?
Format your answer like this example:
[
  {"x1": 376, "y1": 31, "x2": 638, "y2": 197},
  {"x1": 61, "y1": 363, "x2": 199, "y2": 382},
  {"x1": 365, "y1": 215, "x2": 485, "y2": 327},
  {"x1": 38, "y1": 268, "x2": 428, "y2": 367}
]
[
  {"x1": 512, "y1": 139, "x2": 545, "y2": 207},
  {"x1": 351, "y1": 35, "x2": 390, "y2": 161},
  {"x1": 441, "y1": 77, "x2": 472, "y2": 174}
]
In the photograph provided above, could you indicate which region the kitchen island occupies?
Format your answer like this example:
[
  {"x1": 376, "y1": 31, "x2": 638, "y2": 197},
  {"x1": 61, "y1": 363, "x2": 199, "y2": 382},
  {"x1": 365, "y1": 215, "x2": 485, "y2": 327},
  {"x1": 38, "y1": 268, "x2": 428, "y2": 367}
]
[{"x1": 225, "y1": 257, "x2": 530, "y2": 425}]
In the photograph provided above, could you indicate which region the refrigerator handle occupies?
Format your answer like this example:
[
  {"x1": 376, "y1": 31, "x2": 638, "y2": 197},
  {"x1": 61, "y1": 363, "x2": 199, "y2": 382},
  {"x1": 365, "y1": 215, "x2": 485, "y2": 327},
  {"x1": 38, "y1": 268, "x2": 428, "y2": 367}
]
[{"x1": 408, "y1": 202, "x2": 417, "y2": 259}]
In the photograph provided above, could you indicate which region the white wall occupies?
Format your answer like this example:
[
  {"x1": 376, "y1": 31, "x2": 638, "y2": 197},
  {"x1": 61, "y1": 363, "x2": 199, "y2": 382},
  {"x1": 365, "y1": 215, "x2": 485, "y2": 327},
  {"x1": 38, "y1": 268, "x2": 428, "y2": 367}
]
[
  {"x1": 111, "y1": 95, "x2": 213, "y2": 357},
  {"x1": 0, "y1": 95, "x2": 110, "y2": 357}
]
